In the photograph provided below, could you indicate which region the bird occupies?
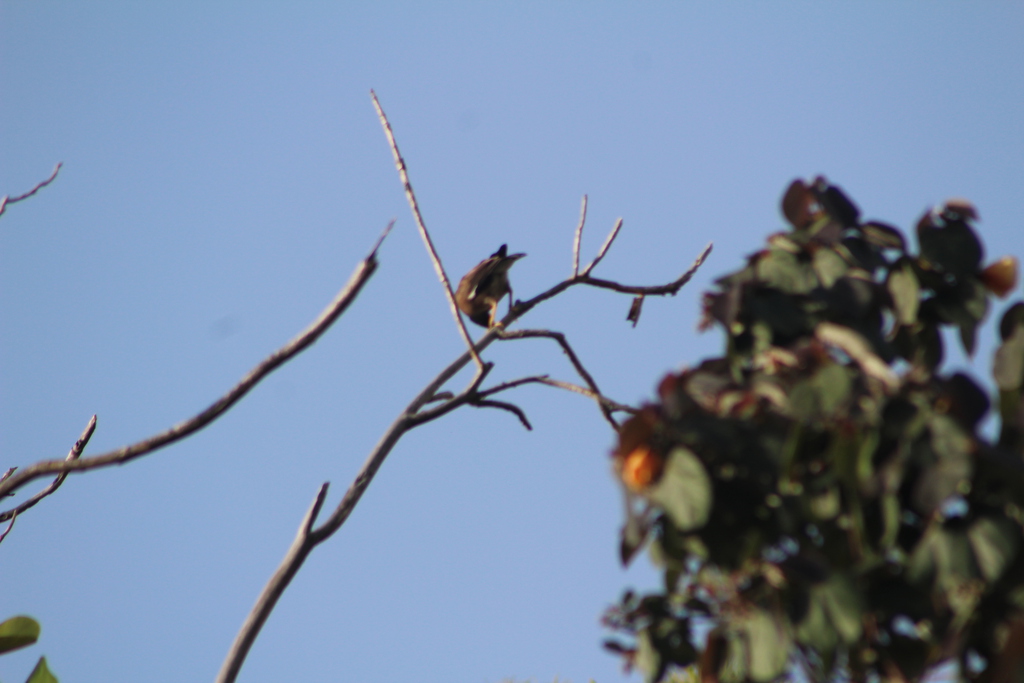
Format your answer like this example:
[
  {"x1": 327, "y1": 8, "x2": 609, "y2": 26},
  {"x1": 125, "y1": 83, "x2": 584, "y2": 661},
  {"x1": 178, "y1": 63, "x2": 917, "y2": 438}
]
[{"x1": 455, "y1": 244, "x2": 527, "y2": 327}]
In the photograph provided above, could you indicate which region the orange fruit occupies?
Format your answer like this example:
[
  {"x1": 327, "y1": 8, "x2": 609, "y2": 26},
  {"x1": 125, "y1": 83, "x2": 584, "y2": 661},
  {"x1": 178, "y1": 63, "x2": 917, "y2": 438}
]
[
  {"x1": 620, "y1": 446, "x2": 664, "y2": 491},
  {"x1": 981, "y1": 256, "x2": 1019, "y2": 298}
]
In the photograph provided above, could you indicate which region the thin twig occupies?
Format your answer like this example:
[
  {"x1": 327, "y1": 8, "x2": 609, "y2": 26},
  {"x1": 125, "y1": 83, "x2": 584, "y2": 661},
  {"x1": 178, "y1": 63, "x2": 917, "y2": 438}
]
[
  {"x1": 0, "y1": 223, "x2": 392, "y2": 500},
  {"x1": 406, "y1": 363, "x2": 494, "y2": 427},
  {"x1": 370, "y1": 90, "x2": 484, "y2": 369},
  {"x1": 0, "y1": 415, "x2": 97, "y2": 522},
  {"x1": 580, "y1": 243, "x2": 712, "y2": 296},
  {"x1": 0, "y1": 513, "x2": 15, "y2": 545},
  {"x1": 572, "y1": 195, "x2": 588, "y2": 276},
  {"x1": 0, "y1": 163, "x2": 63, "y2": 218},
  {"x1": 497, "y1": 329, "x2": 620, "y2": 429},
  {"x1": 469, "y1": 399, "x2": 533, "y2": 431},
  {"x1": 477, "y1": 375, "x2": 638, "y2": 416},
  {"x1": 582, "y1": 218, "x2": 623, "y2": 276},
  {"x1": 216, "y1": 483, "x2": 329, "y2": 683}
]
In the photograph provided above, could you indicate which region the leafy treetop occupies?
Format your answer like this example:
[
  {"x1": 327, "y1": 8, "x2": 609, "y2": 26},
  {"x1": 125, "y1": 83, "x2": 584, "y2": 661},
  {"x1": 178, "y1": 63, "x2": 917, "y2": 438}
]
[{"x1": 604, "y1": 178, "x2": 1024, "y2": 683}]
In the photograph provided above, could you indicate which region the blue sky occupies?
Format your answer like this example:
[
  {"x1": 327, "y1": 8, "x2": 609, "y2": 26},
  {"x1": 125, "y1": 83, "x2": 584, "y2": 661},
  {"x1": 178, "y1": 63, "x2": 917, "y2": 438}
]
[{"x1": 2, "y1": 4, "x2": 1022, "y2": 682}]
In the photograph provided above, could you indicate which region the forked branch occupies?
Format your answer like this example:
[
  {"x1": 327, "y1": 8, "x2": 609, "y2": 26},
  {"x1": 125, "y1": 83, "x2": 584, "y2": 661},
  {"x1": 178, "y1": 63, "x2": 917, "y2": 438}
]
[
  {"x1": 0, "y1": 222, "x2": 393, "y2": 502},
  {"x1": 371, "y1": 90, "x2": 484, "y2": 369},
  {"x1": 217, "y1": 94, "x2": 712, "y2": 683},
  {"x1": 0, "y1": 415, "x2": 97, "y2": 522}
]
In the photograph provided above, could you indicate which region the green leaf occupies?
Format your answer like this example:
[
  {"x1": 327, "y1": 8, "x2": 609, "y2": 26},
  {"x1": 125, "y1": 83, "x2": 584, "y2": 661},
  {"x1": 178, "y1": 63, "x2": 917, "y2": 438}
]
[
  {"x1": 820, "y1": 575, "x2": 863, "y2": 644},
  {"x1": 862, "y1": 221, "x2": 906, "y2": 252},
  {"x1": 0, "y1": 616, "x2": 41, "y2": 655},
  {"x1": 791, "y1": 365, "x2": 848, "y2": 423},
  {"x1": 794, "y1": 586, "x2": 837, "y2": 655},
  {"x1": 808, "y1": 486, "x2": 840, "y2": 521},
  {"x1": 635, "y1": 628, "x2": 663, "y2": 683},
  {"x1": 994, "y1": 323, "x2": 1024, "y2": 392},
  {"x1": 907, "y1": 525, "x2": 978, "y2": 588},
  {"x1": 968, "y1": 516, "x2": 1020, "y2": 583},
  {"x1": 910, "y1": 415, "x2": 973, "y2": 515},
  {"x1": 645, "y1": 447, "x2": 712, "y2": 532},
  {"x1": 887, "y1": 260, "x2": 920, "y2": 326},
  {"x1": 26, "y1": 656, "x2": 58, "y2": 683},
  {"x1": 933, "y1": 528, "x2": 977, "y2": 588},
  {"x1": 812, "y1": 248, "x2": 848, "y2": 289},
  {"x1": 741, "y1": 610, "x2": 792, "y2": 682},
  {"x1": 756, "y1": 249, "x2": 817, "y2": 295}
]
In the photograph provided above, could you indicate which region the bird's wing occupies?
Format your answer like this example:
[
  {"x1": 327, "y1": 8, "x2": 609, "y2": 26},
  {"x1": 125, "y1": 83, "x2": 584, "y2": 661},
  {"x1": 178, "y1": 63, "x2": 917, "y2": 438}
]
[{"x1": 468, "y1": 257, "x2": 501, "y2": 299}]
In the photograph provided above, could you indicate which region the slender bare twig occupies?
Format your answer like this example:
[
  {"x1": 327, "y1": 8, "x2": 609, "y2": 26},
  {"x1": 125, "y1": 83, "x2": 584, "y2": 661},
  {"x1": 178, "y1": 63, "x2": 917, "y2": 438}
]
[
  {"x1": 477, "y1": 375, "x2": 638, "y2": 416},
  {"x1": 572, "y1": 194, "x2": 588, "y2": 276},
  {"x1": 0, "y1": 468, "x2": 15, "y2": 489},
  {"x1": 0, "y1": 163, "x2": 63, "y2": 218},
  {"x1": 215, "y1": 483, "x2": 329, "y2": 683},
  {"x1": 469, "y1": 398, "x2": 533, "y2": 431},
  {"x1": 406, "y1": 363, "x2": 494, "y2": 427},
  {"x1": 579, "y1": 244, "x2": 711, "y2": 294},
  {"x1": 0, "y1": 222, "x2": 393, "y2": 501},
  {"x1": 0, "y1": 415, "x2": 97, "y2": 523},
  {"x1": 370, "y1": 91, "x2": 484, "y2": 369},
  {"x1": 0, "y1": 512, "x2": 15, "y2": 545},
  {"x1": 582, "y1": 218, "x2": 623, "y2": 276},
  {"x1": 497, "y1": 329, "x2": 619, "y2": 429}
]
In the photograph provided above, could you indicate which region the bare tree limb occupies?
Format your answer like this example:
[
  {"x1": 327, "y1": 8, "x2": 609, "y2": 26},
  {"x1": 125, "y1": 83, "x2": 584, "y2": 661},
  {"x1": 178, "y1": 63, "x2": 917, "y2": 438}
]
[
  {"x1": 217, "y1": 98, "x2": 714, "y2": 683},
  {"x1": 215, "y1": 483, "x2": 329, "y2": 683},
  {"x1": 582, "y1": 217, "x2": 623, "y2": 276},
  {"x1": 370, "y1": 90, "x2": 485, "y2": 369},
  {"x1": 469, "y1": 398, "x2": 533, "y2": 431},
  {"x1": 477, "y1": 375, "x2": 638, "y2": 416},
  {"x1": 0, "y1": 415, "x2": 97, "y2": 523},
  {"x1": 497, "y1": 328, "x2": 620, "y2": 429},
  {"x1": 0, "y1": 222, "x2": 393, "y2": 501},
  {"x1": 0, "y1": 163, "x2": 63, "y2": 219},
  {"x1": 572, "y1": 194, "x2": 588, "y2": 276},
  {"x1": 0, "y1": 513, "x2": 15, "y2": 546},
  {"x1": 578, "y1": 241, "x2": 712, "y2": 295},
  {"x1": 215, "y1": 232, "x2": 711, "y2": 682}
]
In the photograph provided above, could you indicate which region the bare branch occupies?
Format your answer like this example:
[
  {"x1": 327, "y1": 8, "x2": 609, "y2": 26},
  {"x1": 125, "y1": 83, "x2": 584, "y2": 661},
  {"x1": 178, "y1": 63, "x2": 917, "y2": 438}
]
[
  {"x1": 215, "y1": 483, "x2": 329, "y2": 683},
  {"x1": 475, "y1": 374, "x2": 552, "y2": 396},
  {"x1": 0, "y1": 513, "x2": 15, "y2": 546},
  {"x1": 218, "y1": 198, "x2": 713, "y2": 682},
  {"x1": 580, "y1": 241, "x2": 713, "y2": 296},
  {"x1": 370, "y1": 90, "x2": 485, "y2": 369},
  {"x1": 406, "y1": 362, "x2": 493, "y2": 427},
  {"x1": 469, "y1": 398, "x2": 533, "y2": 431},
  {"x1": 0, "y1": 224, "x2": 392, "y2": 500},
  {"x1": 572, "y1": 194, "x2": 588, "y2": 276},
  {"x1": 0, "y1": 163, "x2": 63, "y2": 218},
  {"x1": 497, "y1": 329, "x2": 620, "y2": 429},
  {"x1": 0, "y1": 415, "x2": 97, "y2": 522},
  {"x1": 479, "y1": 375, "x2": 638, "y2": 416},
  {"x1": 582, "y1": 218, "x2": 623, "y2": 276}
]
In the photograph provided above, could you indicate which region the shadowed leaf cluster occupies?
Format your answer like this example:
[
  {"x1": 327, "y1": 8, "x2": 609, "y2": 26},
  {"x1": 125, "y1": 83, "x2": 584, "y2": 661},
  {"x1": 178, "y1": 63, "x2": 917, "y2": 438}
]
[{"x1": 604, "y1": 178, "x2": 1024, "y2": 683}]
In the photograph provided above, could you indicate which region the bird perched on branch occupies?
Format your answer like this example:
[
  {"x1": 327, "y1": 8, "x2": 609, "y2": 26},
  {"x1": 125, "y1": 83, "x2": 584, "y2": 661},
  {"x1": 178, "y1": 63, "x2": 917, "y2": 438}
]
[{"x1": 455, "y1": 244, "x2": 526, "y2": 327}]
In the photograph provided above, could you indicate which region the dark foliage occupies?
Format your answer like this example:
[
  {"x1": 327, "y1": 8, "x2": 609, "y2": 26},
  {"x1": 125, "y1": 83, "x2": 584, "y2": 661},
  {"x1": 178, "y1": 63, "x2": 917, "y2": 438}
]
[{"x1": 604, "y1": 178, "x2": 1024, "y2": 683}]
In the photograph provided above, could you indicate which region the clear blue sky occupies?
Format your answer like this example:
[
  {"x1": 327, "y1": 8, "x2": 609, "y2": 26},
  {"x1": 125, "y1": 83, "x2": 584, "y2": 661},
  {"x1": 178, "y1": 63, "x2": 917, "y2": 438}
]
[{"x1": 2, "y1": 4, "x2": 1022, "y2": 682}]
